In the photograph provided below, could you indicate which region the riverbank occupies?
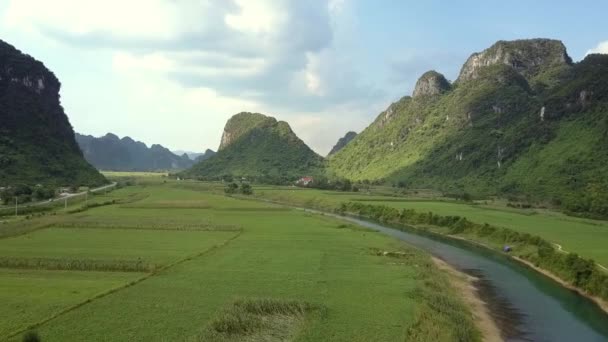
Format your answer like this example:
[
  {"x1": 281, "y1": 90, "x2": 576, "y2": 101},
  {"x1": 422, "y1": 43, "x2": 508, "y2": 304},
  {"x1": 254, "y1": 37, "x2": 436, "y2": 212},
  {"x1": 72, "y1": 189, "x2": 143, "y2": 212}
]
[
  {"x1": 512, "y1": 256, "x2": 608, "y2": 314},
  {"x1": 444, "y1": 233, "x2": 608, "y2": 315},
  {"x1": 432, "y1": 257, "x2": 503, "y2": 342},
  {"x1": 231, "y1": 191, "x2": 608, "y2": 317}
]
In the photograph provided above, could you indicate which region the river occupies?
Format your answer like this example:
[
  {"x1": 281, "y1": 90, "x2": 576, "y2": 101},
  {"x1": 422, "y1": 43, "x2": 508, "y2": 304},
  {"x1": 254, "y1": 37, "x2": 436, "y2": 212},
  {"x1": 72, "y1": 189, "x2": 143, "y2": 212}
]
[{"x1": 308, "y1": 209, "x2": 608, "y2": 341}]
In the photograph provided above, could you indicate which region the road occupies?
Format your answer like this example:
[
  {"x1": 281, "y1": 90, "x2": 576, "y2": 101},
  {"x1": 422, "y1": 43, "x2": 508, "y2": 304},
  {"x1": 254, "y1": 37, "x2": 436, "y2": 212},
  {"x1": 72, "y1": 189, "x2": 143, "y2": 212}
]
[{"x1": 0, "y1": 182, "x2": 117, "y2": 211}]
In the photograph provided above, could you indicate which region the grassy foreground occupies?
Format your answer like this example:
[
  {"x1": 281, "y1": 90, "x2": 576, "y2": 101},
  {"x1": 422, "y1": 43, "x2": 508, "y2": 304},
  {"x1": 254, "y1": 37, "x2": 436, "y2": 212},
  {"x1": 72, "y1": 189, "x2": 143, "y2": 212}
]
[{"x1": 0, "y1": 181, "x2": 479, "y2": 341}]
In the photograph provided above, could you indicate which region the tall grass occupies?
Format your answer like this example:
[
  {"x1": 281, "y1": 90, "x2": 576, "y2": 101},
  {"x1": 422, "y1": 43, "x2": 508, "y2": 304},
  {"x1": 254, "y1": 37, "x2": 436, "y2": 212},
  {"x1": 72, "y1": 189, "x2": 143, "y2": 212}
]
[{"x1": 196, "y1": 299, "x2": 315, "y2": 342}]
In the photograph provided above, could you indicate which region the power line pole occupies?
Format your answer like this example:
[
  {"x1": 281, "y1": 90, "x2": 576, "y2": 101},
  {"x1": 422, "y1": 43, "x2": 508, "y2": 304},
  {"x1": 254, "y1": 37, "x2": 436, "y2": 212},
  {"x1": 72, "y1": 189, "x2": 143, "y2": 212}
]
[
  {"x1": 64, "y1": 197, "x2": 67, "y2": 210},
  {"x1": 15, "y1": 197, "x2": 17, "y2": 217}
]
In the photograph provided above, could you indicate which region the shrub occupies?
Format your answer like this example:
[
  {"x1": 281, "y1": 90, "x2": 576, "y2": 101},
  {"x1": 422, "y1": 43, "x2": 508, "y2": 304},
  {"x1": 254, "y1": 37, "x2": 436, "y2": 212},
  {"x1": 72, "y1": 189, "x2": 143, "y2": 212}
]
[{"x1": 22, "y1": 331, "x2": 40, "y2": 342}]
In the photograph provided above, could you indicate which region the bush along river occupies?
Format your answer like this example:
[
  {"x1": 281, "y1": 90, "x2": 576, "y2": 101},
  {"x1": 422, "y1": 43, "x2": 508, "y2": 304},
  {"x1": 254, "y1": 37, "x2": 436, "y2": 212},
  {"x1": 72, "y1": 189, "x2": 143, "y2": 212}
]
[{"x1": 305, "y1": 209, "x2": 608, "y2": 342}]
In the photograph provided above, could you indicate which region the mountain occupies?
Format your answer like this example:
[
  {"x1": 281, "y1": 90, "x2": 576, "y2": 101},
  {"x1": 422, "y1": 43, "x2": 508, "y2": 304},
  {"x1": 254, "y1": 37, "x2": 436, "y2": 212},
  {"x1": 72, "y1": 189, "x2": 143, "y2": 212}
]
[
  {"x1": 194, "y1": 149, "x2": 216, "y2": 162},
  {"x1": 75, "y1": 133, "x2": 194, "y2": 171},
  {"x1": 172, "y1": 150, "x2": 202, "y2": 160},
  {"x1": 0, "y1": 40, "x2": 105, "y2": 187},
  {"x1": 183, "y1": 112, "x2": 324, "y2": 182},
  {"x1": 328, "y1": 131, "x2": 358, "y2": 156},
  {"x1": 172, "y1": 149, "x2": 216, "y2": 161},
  {"x1": 329, "y1": 38, "x2": 608, "y2": 214}
]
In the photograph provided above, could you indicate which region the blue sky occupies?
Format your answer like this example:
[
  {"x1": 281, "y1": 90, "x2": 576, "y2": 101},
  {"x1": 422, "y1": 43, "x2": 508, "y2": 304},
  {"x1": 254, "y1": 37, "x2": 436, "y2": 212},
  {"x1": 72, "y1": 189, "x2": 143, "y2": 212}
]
[{"x1": 1, "y1": 0, "x2": 606, "y2": 154}]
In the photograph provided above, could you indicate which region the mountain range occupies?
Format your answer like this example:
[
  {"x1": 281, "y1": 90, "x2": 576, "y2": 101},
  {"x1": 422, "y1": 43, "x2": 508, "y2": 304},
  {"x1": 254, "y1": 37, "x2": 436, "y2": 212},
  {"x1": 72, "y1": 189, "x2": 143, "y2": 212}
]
[
  {"x1": 75, "y1": 133, "x2": 201, "y2": 172},
  {"x1": 4, "y1": 36, "x2": 608, "y2": 218},
  {"x1": 328, "y1": 38, "x2": 608, "y2": 214}
]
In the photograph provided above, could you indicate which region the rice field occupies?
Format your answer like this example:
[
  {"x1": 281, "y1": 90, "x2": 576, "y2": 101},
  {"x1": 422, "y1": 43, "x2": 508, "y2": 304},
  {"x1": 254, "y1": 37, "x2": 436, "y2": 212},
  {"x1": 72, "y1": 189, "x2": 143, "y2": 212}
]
[
  {"x1": 250, "y1": 186, "x2": 608, "y2": 266},
  {"x1": 0, "y1": 182, "x2": 478, "y2": 341}
]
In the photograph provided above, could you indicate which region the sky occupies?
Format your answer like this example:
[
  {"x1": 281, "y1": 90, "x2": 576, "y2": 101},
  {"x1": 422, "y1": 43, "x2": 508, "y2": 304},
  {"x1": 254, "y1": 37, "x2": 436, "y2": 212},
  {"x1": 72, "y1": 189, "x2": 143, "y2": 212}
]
[{"x1": 1, "y1": 0, "x2": 607, "y2": 155}]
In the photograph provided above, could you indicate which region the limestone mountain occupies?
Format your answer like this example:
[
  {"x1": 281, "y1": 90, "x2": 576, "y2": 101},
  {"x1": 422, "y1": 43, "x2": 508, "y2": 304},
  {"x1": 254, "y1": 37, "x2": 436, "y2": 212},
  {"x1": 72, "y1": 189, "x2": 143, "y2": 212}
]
[
  {"x1": 412, "y1": 71, "x2": 451, "y2": 98},
  {"x1": 76, "y1": 133, "x2": 194, "y2": 171},
  {"x1": 329, "y1": 38, "x2": 608, "y2": 215},
  {"x1": 0, "y1": 39, "x2": 105, "y2": 186},
  {"x1": 328, "y1": 131, "x2": 358, "y2": 156},
  {"x1": 183, "y1": 112, "x2": 324, "y2": 182}
]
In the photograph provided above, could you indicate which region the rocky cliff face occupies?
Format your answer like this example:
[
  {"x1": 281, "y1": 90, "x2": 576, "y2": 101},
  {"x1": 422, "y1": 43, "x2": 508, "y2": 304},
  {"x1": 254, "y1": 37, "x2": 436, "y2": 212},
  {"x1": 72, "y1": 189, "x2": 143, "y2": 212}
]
[
  {"x1": 219, "y1": 112, "x2": 274, "y2": 150},
  {"x1": 328, "y1": 131, "x2": 358, "y2": 156},
  {"x1": 456, "y1": 39, "x2": 572, "y2": 83},
  {"x1": 0, "y1": 39, "x2": 105, "y2": 186},
  {"x1": 75, "y1": 133, "x2": 194, "y2": 171},
  {"x1": 412, "y1": 71, "x2": 451, "y2": 98}
]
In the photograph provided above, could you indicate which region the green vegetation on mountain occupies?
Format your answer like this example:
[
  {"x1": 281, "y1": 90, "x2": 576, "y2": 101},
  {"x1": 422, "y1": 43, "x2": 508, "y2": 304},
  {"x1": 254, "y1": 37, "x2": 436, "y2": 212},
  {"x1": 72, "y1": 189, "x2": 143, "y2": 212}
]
[
  {"x1": 75, "y1": 133, "x2": 195, "y2": 171},
  {"x1": 0, "y1": 40, "x2": 105, "y2": 187},
  {"x1": 329, "y1": 39, "x2": 608, "y2": 217},
  {"x1": 183, "y1": 112, "x2": 324, "y2": 183}
]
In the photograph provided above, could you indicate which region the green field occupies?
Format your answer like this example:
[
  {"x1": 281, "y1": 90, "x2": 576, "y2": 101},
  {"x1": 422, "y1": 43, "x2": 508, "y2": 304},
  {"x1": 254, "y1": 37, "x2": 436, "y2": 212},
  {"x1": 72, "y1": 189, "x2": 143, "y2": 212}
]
[
  {"x1": 0, "y1": 182, "x2": 477, "y2": 341},
  {"x1": 248, "y1": 186, "x2": 608, "y2": 267}
]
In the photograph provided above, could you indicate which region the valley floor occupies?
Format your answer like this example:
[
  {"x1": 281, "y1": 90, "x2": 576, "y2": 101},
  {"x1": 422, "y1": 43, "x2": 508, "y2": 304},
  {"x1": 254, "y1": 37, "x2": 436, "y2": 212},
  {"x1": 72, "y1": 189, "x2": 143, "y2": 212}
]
[
  {"x1": 245, "y1": 185, "x2": 608, "y2": 267},
  {"x1": 0, "y1": 181, "x2": 481, "y2": 341}
]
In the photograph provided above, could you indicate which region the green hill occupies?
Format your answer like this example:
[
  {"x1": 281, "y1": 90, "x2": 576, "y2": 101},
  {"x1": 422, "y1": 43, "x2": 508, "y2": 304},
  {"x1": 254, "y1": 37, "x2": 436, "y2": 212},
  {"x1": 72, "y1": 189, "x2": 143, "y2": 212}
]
[
  {"x1": 328, "y1": 39, "x2": 608, "y2": 216},
  {"x1": 0, "y1": 39, "x2": 105, "y2": 187},
  {"x1": 183, "y1": 112, "x2": 324, "y2": 183}
]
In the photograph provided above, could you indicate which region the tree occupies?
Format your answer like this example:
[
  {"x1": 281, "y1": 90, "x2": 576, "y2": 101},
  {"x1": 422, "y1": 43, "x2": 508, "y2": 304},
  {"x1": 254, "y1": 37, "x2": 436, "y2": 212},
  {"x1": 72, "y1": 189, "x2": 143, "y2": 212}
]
[
  {"x1": 240, "y1": 183, "x2": 253, "y2": 195},
  {"x1": 224, "y1": 182, "x2": 238, "y2": 194}
]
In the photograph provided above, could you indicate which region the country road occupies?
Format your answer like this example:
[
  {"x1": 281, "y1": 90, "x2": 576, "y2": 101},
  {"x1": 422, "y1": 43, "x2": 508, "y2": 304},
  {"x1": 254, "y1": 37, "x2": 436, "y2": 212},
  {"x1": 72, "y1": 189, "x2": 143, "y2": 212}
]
[
  {"x1": 0, "y1": 182, "x2": 117, "y2": 212},
  {"x1": 553, "y1": 242, "x2": 608, "y2": 273}
]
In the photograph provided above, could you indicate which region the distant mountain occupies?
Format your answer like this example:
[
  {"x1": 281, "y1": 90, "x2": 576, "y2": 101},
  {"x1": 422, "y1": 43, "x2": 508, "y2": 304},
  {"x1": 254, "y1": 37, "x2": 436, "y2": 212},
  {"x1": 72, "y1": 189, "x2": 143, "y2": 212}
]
[
  {"x1": 194, "y1": 149, "x2": 216, "y2": 162},
  {"x1": 171, "y1": 149, "x2": 217, "y2": 161},
  {"x1": 328, "y1": 131, "x2": 357, "y2": 156},
  {"x1": 329, "y1": 38, "x2": 608, "y2": 215},
  {"x1": 183, "y1": 112, "x2": 324, "y2": 182},
  {"x1": 0, "y1": 39, "x2": 105, "y2": 187},
  {"x1": 75, "y1": 133, "x2": 194, "y2": 171}
]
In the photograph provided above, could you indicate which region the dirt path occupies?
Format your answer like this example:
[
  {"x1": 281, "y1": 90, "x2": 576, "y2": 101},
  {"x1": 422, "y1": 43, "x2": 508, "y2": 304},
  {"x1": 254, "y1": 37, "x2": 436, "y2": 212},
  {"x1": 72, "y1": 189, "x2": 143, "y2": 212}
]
[{"x1": 432, "y1": 257, "x2": 503, "y2": 342}]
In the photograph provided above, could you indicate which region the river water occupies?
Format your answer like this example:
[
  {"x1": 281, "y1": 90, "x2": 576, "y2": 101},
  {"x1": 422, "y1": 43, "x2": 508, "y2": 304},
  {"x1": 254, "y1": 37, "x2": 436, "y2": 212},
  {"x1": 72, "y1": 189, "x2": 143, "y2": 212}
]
[{"x1": 312, "y1": 210, "x2": 608, "y2": 341}]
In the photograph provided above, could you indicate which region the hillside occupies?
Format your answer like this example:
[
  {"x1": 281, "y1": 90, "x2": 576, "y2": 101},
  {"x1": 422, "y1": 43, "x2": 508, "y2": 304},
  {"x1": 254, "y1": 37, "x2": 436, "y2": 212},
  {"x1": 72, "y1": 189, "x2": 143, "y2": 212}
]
[
  {"x1": 329, "y1": 38, "x2": 608, "y2": 215},
  {"x1": 76, "y1": 133, "x2": 194, "y2": 171},
  {"x1": 183, "y1": 112, "x2": 324, "y2": 182},
  {"x1": 328, "y1": 131, "x2": 358, "y2": 156},
  {"x1": 0, "y1": 40, "x2": 105, "y2": 187}
]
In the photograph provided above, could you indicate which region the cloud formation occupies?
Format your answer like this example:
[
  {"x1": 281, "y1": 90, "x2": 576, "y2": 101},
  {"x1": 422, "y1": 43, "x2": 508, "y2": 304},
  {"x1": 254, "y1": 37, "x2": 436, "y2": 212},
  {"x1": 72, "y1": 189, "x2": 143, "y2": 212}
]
[
  {"x1": 3, "y1": 0, "x2": 382, "y2": 154},
  {"x1": 587, "y1": 41, "x2": 608, "y2": 55}
]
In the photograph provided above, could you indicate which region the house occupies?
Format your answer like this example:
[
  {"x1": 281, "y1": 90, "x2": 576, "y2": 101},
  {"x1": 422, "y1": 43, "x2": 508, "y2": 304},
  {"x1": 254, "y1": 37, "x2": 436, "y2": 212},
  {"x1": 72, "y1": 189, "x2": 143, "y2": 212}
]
[{"x1": 296, "y1": 177, "x2": 314, "y2": 187}]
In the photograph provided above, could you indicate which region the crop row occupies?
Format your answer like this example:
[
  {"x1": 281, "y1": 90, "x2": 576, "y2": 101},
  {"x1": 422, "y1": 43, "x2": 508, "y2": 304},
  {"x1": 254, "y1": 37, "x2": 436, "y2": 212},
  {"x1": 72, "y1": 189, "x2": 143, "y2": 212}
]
[
  {"x1": 0, "y1": 257, "x2": 158, "y2": 272},
  {"x1": 53, "y1": 221, "x2": 242, "y2": 232}
]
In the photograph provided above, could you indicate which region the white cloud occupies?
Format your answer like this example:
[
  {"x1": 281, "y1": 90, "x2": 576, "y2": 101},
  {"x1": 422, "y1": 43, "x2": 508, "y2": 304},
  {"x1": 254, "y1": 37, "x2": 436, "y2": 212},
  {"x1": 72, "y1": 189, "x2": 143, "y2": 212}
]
[
  {"x1": 225, "y1": 0, "x2": 286, "y2": 35},
  {"x1": 112, "y1": 51, "x2": 267, "y2": 78},
  {"x1": 587, "y1": 41, "x2": 608, "y2": 55},
  {"x1": 2, "y1": 0, "x2": 382, "y2": 153},
  {"x1": 4, "y1": 0, "x2": 182, "y2": 40}
]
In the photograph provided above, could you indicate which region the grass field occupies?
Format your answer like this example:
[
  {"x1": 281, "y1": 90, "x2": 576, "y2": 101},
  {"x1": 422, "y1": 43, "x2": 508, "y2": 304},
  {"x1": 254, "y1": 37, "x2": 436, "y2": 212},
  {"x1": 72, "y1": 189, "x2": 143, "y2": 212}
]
[
  {"x1": 0, "y1": 182, "x2": 477, "y2": 341},
  {"x1": 249, "y1": 186, "x2": 608, "y2": 266}
]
